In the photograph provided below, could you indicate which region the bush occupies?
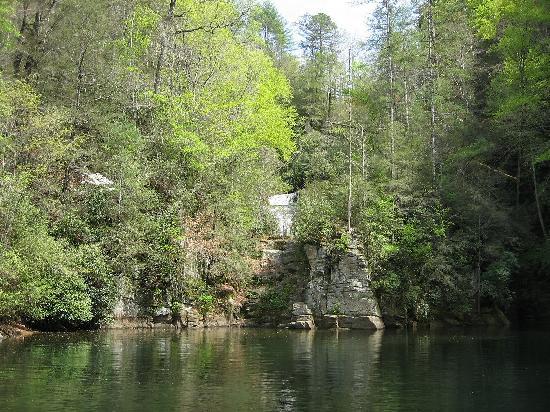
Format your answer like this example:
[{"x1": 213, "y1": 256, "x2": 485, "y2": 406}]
[
  {"x1": 0, "y1": 179, "x2": 94, "y2": 327},
  {"x1": 293, "y1": 181, "x2": 345, "y2": 245},
  {"x1": 197, "y1": 294, "x2": 214, "y2": 319},
  {"x1": 252, "y1": 284, "x2": 292, "y2": 323},
  {"x1": 73, "y1": 244, "x2": 117, "y2": 326}
]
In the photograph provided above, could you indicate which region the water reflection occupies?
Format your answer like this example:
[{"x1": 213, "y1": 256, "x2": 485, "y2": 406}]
[{"x1": 0, "y1": 328, "x2": 549, "y2": 411}]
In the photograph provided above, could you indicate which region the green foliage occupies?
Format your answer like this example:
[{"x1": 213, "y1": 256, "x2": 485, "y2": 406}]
[
  {"x1": 249, "y1": 1, "x2": 291, "y2": 60},
  {"x1": 285, "y1": 129, "x2": 344, "y2": 188},
  {"x1": 0, "y1": 0, "x2": 296, "y2": 327},
  {"x1": 293, "y1": 181, "x2": 345, "y2": 246},
  {"x1": 0, "y1": 0, "x2": 16, "y2": 48},
  {"x1": 481, "y1": 251, "x2": 517, "y2": 307},
  {"x1": 0, "y1": 0, "x2": 547, "y2": 328},
  {"x1": 252, "y1": 284, "x2": 292, "y2": 323},
  {"x1": 73, "y1": 244, "x2": 116, "y2": 325},
  {"x1": 328, "y1": 303, "x2": 343, "y2": 316},
  {"x1": 197, "y1": 294, "x2": 215, "y2": 319},
  {"x1": 0, "y1": 177, "x2": 93, "y2": 326}
]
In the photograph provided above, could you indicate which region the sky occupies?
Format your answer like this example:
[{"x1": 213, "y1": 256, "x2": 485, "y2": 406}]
[{"x1": 269, "y1": 0, "x2": 375, "y2": 49}]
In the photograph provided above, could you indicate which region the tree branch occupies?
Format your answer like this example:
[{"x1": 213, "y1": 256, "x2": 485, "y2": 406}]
[{"x1": 475, "y1": 161, "x2": 518, "y2": 182}]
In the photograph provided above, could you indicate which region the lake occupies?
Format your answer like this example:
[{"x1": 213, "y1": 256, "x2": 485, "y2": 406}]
[{"x1": 1, "y1": 328, "x2": 549, "y2": 411}]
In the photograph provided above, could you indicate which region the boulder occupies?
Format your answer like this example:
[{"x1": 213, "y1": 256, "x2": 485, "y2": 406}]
[
  {"x1": 287, "y1": 302, "x2": 315, "y2": 329},
  {"x1": 292, "y1": 302, "x2": 313, "y2": 316},
  {"x1": 181, "y1": 305, "x2": 202, "y2": 327},
  {"x1": 288, "y1": 320, "x2": 315, "y2": 330},
  {"x1": 318, "y1": 315, "x2": 339, "y2": 329},
  {"x1": 153, "y1": 307, "x2": 172, "y2": 323},
  {"x1": 351, "y1": 316, "x2": 385, "y2": 330}
]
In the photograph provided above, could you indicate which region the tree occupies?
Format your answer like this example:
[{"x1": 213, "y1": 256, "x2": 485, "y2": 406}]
[
  {"x1": 295, "y1": 13, "x2": 341, "y2": 126},
  {"x1": 249, "y1": 1, "x2": 290, "y2": 61}
]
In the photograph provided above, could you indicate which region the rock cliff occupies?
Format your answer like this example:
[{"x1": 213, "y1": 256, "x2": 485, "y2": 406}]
[
  {"x1": 108, "y1": 237, "x2": 384, "y2": 330},
  {"x1": 302, "y1": 242, "x2": 384, "y2": 330}
]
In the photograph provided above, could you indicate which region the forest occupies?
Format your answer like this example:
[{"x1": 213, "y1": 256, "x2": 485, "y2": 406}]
[{"x1": 0, "y1": 0, "x2": 548, "y2": 329}]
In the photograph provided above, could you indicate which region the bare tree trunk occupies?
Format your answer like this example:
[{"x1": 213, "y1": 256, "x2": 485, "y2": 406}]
[
  {"x1": 347, "y1": 48, "x2": 353, "y2": 233},
  {"x1": 75, "y1": 44, "x2": 88, "y2": 108},
  {"x1": 13, "y1": 1, "x2": 30, "y2": 75},
  {"x1": 516, "y1": 153, "x2": 521, "y2": 207},
  {"x1": 361, "y1": 125, "x2": 366, "y2": 179},
  {"x1": 532, "y1": 162, "x2": 548, "y2": 238},
  {"x1": 404, "y1": 79, "x2": 410, "y2": 132},
  {"x1": 154, "y1": 0, "x2": 177, "y2": 93},
  {"x1": 428, "y1": 0, "x2": 437, "y2": 184},
  {"x1": 24, "y1": 7, "x2": 42, "y2": 77},
  {"x1": 384, "y1": 0, "x2": 396, "y2": 180}
]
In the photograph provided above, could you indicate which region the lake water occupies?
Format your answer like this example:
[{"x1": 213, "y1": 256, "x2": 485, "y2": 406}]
[{"x1": 1, "y1": 328, "x2": 549, "y2": 411}]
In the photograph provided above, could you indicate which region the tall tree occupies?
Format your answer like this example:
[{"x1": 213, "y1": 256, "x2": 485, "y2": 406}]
[{"x1": 295, "y1": 13, "x2": 341, "y2": 126}]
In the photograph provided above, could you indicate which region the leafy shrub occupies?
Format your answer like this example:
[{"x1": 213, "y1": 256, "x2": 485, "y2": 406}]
[
  {"x1": 197, "y1": 294, "x2": 214, "y2": 319},
  {"x1": 73, "y1": 244, "x2": 117, "y2": 325},
  {"x1": 252, "y1": 284, "x2": 292, "y2": 323},
  {"x1": 293, "y1": 181, "x2": 345, "y2": 245},
  {"x1": 0, "y1": 179, "x2": 94, "y2": 327}
]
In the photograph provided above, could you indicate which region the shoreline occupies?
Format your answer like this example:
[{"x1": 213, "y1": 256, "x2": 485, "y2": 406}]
[
  {"x1": 0, "y1": 315, "x2": 513, "y2": 340},
  {"x1": 0, "y1": 322, "x2": 37, "y2": 340}
]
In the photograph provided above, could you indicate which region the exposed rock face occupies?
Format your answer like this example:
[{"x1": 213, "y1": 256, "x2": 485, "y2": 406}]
[
  {"x1": 304, "y1": 243, "x2": 384, "y2": 330},
  {"x1": 178, "y1": 306, "x2": 242, "y2": 328},
  {"x1": 109, "y1": 276, "x2": 242, "y2": 329},
  {"x1": 108, "y1": 306, "x2": 242, "y2": 329},
  {"x1": 259, "y1": 239, "x2": 309, "y2": 282},
  {"x1": 287, "y1": 302, "x2": 315, "y2": 329},
  {"x1": 112, "y1": 276, "x2": 141, "y2": 321},
  {"x1": 109, "y1": 236, "x2": 384, "y2": 330}
]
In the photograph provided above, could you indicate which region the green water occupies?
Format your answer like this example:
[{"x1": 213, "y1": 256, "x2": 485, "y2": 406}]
[{"x1": 0, "y1": 328, "x2": 549, "y2": 411}]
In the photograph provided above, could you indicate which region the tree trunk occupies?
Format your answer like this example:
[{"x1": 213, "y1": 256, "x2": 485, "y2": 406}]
[
  {"x1": 347, "y1": 48, "x2": 353, "y2": 233},
  {"x1": 75, "y1": 45, "x2": 88, "y2": 108},
  {"x1": 427, "y1": 0, "x2": 437, "y2": 184},
  {"x1": 24, "y1": 6, "x2": 43, "y2": 77},
  {"x1": 13, "y1": 1, "x2": 30, "y2": 75},
  {"x1": 404, "y1": 79, "x2": 410, "y2": 132},
  {"x1": 154, "y1": 0, "x2": 177, "y2": 93},
  {"x1": 516, "y1": 153, "x2": 521, "y2": 207},
  {"x1": 361, "y1": 125, "x2": 366, "y2": 179},
  {"x1": 384, "y1": 0, "x2": 396, "y2": 180},
  {"x1": 532, "y1": 162, "x2": 548, "y2": 238}
]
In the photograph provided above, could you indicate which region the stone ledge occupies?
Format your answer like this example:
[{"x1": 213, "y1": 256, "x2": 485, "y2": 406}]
[{"x1": 316, "y1": 314, "x2": 385, "y2": 330}]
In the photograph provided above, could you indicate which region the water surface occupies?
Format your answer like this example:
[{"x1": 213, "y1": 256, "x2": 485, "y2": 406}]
[{"x1": 1, "y1": 328, "x2": 549, "y2": 411}]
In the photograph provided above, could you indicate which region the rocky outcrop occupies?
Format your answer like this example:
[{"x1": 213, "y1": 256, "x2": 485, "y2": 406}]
[
  {"x1": 112, "y1": 276, "x2": 141, "y2": 321},
  {"x1": 258, "y1": 239, "x2": 309, "y2": 283},
  {"x1": 0, "y1": 323, "x2": 35, "y2": 339},
  {"x1": 304, "y1": 242, "x2": 384, "y2": 330},
  {"x1": 109, "y1": 276, "x2": 243, "y2": 329},
  {"x1": 287, "y1": 302, "x2": 315, "y2": 329},
  {"x1": 249, "y1": 238, "x2": 385, "y2": 330},
  {"x1": 108, "y1": 236, "x2": 384, "y2": 330},
  {"x1": 108, "y1": 306, "x2": 243, "y2": 329}
]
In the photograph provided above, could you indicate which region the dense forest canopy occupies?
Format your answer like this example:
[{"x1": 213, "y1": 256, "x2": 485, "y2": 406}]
[{"x1": 0, "y1": 0, "x2": 548, "y2": 328}]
